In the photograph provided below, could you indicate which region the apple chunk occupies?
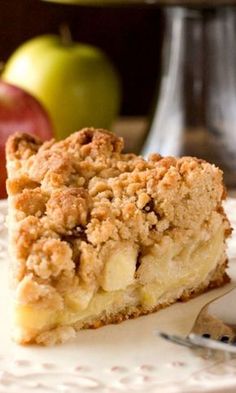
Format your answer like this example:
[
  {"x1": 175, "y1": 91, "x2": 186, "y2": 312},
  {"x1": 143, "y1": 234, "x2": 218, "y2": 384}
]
[{"x1": 100, "y1": 243, "x2": 138, "y2": 291}]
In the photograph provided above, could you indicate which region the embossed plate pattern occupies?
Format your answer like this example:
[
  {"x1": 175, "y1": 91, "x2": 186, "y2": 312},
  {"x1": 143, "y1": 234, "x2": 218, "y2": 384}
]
[{"x1": 0, "y1": 198, "x2": 236, "y2": 393}]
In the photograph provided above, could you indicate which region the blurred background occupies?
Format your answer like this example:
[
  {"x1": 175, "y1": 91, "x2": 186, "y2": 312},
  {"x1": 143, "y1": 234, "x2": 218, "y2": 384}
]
[
  {"x1": 0, "y1": 0, "x2": 163, "y2": 117},
  {"x1": 0, "y1": 0, "x2": 166, "y2": 197},
  {"x1": 1, "y1": 0, "x2": 236, "y2": 197}
]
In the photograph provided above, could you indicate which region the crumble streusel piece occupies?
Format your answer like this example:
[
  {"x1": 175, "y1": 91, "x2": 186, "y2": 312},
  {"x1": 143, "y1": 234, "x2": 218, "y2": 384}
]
[{"x1": 6, "y1": 128, "x2": 231, "y2": 345}]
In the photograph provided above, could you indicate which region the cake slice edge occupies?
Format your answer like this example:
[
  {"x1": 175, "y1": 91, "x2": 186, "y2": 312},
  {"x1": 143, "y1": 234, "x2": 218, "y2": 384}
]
[{"x1": 5, "y1": 129, "x2": 232, "y2": 345}]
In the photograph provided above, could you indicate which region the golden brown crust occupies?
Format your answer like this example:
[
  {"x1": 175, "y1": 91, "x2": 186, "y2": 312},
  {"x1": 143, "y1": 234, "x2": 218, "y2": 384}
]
[
  {"x1": 46, "y1": 187, "x2": 91, "y2": 233},
  {"x1": 6, "y1": 128, "x2": 231, "y2": 345},
  {"x1": 6, "y1": 132, "x2": 43, "y2": 160}
]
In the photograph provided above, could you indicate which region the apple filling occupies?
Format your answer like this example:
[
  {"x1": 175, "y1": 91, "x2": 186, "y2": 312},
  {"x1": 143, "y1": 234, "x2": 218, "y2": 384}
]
[{"x1": 13, "y1": 224, "x2": 225, "y2": 342}]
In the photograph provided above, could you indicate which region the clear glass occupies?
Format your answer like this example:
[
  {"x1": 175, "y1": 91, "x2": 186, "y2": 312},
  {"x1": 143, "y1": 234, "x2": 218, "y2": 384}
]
[{"x1": 143, "y1": 7, "x2": 236, "y2": 186}]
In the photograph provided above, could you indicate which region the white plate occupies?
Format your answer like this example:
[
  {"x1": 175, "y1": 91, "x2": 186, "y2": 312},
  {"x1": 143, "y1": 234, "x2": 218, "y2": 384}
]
[{"x1": 0, "y1": 198, "x2": 236, "y2": 393}]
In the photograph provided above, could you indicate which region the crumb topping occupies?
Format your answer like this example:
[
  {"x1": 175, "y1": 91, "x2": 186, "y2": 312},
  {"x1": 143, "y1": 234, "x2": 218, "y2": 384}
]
[{"x1": 6, "y1": 128, "x2": 228, "y2": 310}]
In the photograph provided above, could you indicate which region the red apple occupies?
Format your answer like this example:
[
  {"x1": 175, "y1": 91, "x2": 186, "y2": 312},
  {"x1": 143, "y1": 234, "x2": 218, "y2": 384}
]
[{"x1": 0, "y1": 80, "x2": 54, "y2": 198}]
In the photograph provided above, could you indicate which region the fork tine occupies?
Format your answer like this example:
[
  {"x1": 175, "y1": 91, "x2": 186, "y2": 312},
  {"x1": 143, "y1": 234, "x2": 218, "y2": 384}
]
[
  {"x1": 158, "y1": 332, "x2": 194, "y2": 348},
  {"x1": 191, "y1": 309, "x2": 236, "y2": 341},
  {"x1": 190, "y1": 287, "x2": 236, "y2": 342},
  {"x1": 158, "y1": 288, "x2": 236, "y2": 354},
  {"x1": 157, "y1": 331, "x2": 236, "y2": 354}
]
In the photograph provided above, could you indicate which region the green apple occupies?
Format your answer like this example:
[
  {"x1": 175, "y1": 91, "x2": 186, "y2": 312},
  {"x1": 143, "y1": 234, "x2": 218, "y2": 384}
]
[{"x1": 2, "y1": 35, "x2": 121, "y2": 139}]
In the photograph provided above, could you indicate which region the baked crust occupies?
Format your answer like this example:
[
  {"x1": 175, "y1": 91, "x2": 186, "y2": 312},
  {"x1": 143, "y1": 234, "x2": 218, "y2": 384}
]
[
  {"x1": 34, "y1": 258, "x2": 230, "y2": 346},
  {"x1": 82, "y1": 259, "x2": 230, "y2": 330},
  {"x1": 6, "y1": 128, "x2": 231, "y2": 345}
]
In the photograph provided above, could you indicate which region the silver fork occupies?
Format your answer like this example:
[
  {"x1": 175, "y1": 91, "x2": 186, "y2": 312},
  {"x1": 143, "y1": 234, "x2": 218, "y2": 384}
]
[{"x1": 158, "y1": 287, "x2": 236, "y2": 354}]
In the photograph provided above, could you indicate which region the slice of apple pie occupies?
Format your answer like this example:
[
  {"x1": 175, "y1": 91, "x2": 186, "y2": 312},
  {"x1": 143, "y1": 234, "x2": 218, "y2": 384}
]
[{"x1": 6, "y1": 128, "x2": 231, "y2": 345}]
